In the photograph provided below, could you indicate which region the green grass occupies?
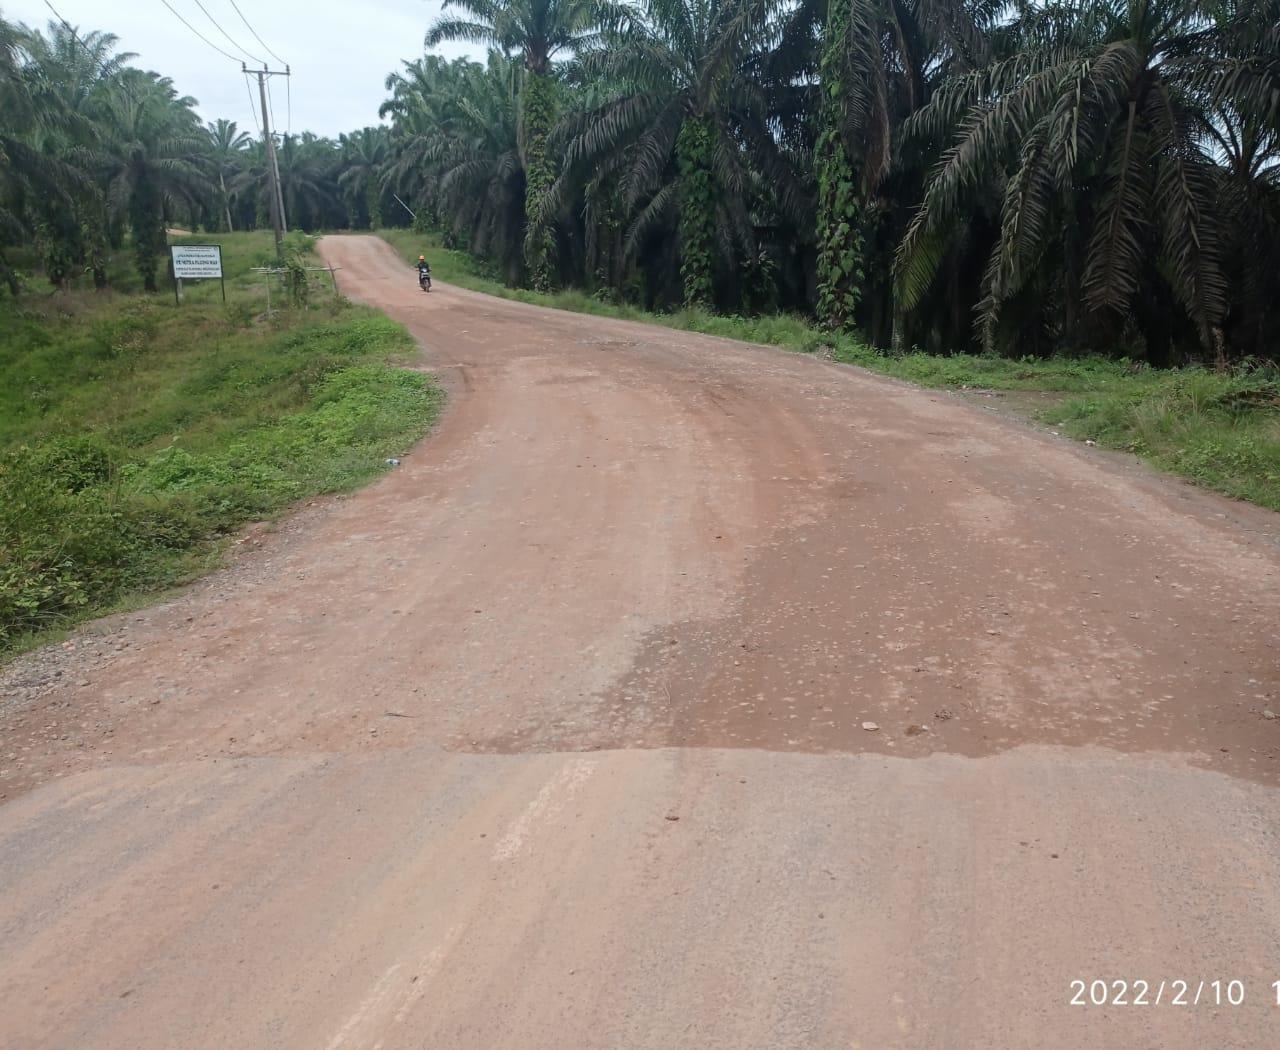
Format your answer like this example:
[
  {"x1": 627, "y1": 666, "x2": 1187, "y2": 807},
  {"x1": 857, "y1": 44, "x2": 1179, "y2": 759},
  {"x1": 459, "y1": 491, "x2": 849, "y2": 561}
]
[
  {"x1": 380, "y1": 229, "x2": 1280, "y2": 511},
  {"x1": 1045, "y1": 368, "x2": 1280, "y2": 509},
  {"x1": 1, "y1": 230, "x2": 442, "y2": 651}
]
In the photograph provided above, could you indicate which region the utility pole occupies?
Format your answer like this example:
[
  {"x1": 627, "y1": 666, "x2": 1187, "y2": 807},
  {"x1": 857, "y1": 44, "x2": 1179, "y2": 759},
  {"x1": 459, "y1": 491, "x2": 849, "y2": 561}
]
[{"x1": 245, "y1": 64, "x2": 290, "y2": 263}]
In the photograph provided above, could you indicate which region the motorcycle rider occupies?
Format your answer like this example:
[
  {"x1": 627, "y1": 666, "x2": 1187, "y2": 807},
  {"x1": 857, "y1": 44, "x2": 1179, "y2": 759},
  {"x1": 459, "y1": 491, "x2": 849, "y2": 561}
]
[{"x1": 416, "y1": 254, "x2": 431, "y2": 286}]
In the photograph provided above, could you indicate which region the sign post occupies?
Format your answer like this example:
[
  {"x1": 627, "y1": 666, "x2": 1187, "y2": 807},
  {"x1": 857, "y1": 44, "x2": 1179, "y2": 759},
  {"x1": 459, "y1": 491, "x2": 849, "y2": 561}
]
[{"x1": 170, "y1": 244, "x2": 225, "y2": 303}]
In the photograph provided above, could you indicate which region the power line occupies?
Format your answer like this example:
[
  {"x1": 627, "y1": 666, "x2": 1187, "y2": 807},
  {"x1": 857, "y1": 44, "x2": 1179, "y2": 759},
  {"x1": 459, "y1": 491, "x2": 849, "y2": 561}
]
[
  {"x1": 42, "y1": 1, "x2": 92, "y2": 58},
  {"x1": 242, "y1": 69, "x2": 261, "y2": 137},
  {"x1": 42, "y1": 0, "x2": 76, "y2": 34},
  {"x1": 227, "y1": 0, "x2": 288, "y2": 67},
  {"x1": 157, "y1": 0, "x2": 242, "y2": 62},
  {"x1": 43, "y1": 0, "x2": 133, "y2": 81},
  {"x1": 189, "y1": 0, "x2": 264, "y2": 65}
]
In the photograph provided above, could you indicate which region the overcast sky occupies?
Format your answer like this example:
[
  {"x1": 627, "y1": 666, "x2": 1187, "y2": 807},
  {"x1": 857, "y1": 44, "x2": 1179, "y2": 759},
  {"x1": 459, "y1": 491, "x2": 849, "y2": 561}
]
[{"x1": 4, "y1": 0, "x2": 481, "y2": 136}]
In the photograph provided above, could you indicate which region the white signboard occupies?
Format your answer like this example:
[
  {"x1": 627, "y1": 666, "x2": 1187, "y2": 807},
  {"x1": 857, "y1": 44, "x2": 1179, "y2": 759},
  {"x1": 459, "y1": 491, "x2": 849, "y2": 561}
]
[{"x1": 171, "y1": 244, "x2": 223, "y2": 279}]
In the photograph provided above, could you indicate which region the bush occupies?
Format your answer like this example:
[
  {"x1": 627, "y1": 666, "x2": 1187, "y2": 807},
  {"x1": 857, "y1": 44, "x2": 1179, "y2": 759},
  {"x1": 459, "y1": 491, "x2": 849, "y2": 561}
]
[
  {"x1": 0, "y1": 447, "x2": 204, "y2": 640},
  {"x1": 10, "y1": 436, "x2": 117, "y2": 492},
  {"x1": 1, "y1": 362, "x2": 439, "y2": 644}
]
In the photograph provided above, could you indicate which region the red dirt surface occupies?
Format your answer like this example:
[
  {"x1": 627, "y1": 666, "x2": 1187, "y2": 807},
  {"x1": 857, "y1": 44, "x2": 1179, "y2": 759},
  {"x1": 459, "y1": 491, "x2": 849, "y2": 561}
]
[{"x1": 1, "y1": 235, "x2": 1278, "y2": 1049}]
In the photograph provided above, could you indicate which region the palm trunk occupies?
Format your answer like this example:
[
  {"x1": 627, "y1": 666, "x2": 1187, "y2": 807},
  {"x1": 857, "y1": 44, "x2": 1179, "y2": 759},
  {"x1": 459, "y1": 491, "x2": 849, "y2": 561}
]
[
  {"x1": 84, "y1": 203, "x2": 109, "y2": 290},
  {"x1": 131, "y1": 177, "x2": 166, "y2": 293},
  {"x1": 0, "y1": 248, "x2": 19, "y2": 297},
  {"x1": 891, "y1": 304, "x2": 907, "y2": 354},
  {"x1": 220, "y1": 172, "x2": 234, "y2": 232},
  {"x1": 814, "y1": 3, "x2": 865, "y2": 331},
  {"x1": 1212, "y1": 326, "x2": 1228, "y2": 372},
  {"x1": 520, "y1": 71, "x2": 556, "y2": 291},
  {"x1": 948, "y1": 253, "x2": 962, "y2": 351},
  {"x1": 39, "y1": 208, "x2": 84, "y2": 290},
  {"x1": 869, "y1": 285, "x2": 888, "y2": 349},
  {"x1": 677, "y1": 116, "x2": 715, "y2": 309}
]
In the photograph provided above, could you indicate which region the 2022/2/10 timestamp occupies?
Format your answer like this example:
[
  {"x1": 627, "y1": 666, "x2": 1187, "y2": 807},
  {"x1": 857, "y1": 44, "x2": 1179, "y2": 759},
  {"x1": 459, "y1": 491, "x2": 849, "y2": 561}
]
[{"x1": 1069, "y1": 979, "x2": 1251, "y2": 1006}]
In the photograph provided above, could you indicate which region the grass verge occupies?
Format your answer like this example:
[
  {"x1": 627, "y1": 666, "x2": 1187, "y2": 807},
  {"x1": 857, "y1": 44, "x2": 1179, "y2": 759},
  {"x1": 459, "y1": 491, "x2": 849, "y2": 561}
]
[
  {"x1": 380, "y1": 229, "x2": 1280, "y2": 511},
  {"x1": 1044, "y1": 369, "x2": 1280, "y2": 509},
  {"x1": 1, "y1": 231, "x2": 442, "y2": 653}
]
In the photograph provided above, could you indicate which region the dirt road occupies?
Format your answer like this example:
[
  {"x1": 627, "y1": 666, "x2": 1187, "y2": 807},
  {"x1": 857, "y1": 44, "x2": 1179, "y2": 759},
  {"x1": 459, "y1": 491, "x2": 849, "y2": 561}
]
[{"x1": 2, "y1": 235, "x2": 1279, "y2": 1049}]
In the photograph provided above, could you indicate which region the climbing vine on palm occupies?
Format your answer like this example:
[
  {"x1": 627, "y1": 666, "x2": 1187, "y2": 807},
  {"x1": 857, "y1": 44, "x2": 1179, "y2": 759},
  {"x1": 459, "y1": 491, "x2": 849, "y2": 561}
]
[
  {"x1": 677, "y1": 117, "x2": 716, "y2": 309},
  {"x1": 815, "y1": 0, "x2": 864, "y2": 331},
  {"x1": 521, "y1": 72, "x2": 557, "y2": 292}
]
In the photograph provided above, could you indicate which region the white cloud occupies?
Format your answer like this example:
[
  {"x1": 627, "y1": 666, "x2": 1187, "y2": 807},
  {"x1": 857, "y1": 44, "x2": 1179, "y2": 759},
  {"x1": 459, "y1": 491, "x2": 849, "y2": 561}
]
[{"x1": 4, "y1": 0, "x2": 482, "y2": 136}]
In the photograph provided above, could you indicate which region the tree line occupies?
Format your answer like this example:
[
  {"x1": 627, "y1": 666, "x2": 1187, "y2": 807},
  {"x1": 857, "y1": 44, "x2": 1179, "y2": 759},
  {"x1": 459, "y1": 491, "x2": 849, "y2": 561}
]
[
  {"x1": 3, "y1": 2, "x2": 1279, "y2": 365},
  {"x1": 0, "y1": 17, "x2": 391, "y2": 293}
]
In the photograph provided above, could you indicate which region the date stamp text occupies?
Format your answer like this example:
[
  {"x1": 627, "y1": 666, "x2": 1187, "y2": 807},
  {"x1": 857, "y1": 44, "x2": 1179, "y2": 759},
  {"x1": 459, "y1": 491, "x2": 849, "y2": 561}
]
[{"x1": 1068, "y1": 979, "x2": 1280, "y2": 1007}]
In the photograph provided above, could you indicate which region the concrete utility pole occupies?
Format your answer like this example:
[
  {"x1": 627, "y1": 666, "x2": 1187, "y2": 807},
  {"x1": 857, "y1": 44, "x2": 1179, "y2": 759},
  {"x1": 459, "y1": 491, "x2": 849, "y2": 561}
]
[{"x1": 245, "y1": 64, "x2": 290, "y2": 263}]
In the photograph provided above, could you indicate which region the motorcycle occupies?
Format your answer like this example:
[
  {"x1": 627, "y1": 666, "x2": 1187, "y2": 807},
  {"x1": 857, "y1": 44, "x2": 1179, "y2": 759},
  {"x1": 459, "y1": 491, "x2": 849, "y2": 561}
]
[{"x1": 418, "y1": 268, "x2": 432, "y2": 292}]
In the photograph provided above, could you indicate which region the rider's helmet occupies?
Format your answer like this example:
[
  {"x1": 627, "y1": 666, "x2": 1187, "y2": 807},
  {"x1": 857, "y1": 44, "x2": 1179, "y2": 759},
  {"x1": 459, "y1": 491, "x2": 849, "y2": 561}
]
[{"x1": 418, "y1": 255, "x2": 426, "y2": 262}]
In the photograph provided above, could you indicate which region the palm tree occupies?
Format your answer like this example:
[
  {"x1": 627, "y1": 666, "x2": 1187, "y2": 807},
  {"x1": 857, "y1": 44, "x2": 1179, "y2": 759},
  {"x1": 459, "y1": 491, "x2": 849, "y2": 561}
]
[
  {"x1": 1182, "y1": 0, "x2": 1280, "y2": 357},
  {"x1": 381, "y1": 54, "x2": 481, "y2": 226},
  {"x1": 21, "y1": 21, "x2": 139, "y2": 287},
  {"x1": 0, "y1": 14, "x2": 38, "y2": 294},
  {"x1": 275, "y1": 133, "x2": 343, "y2": 231},
  {"x1": 426, "y1": 0, "x2": 612, "y2": 289},
  {"x1": 806, "y1": 0, "x2": 995, "y2": 335},
  {"x1": 95, "y1": 70, "x2": 208, "y2": 290},
  {"x1": 233, "y1": 133, "x2": 341, "y2": 233},
  {"x1": 386, "y1": 53, "x2": 526, "y2": 277},
  {"x1": 552, "y1": 0, "x2": 787, "y2": 307},
  {"x1": 440, "y1": 55, "x2": 526, "y2": 277},
  {"x1": 1186, "y1": 0, "x2": 1280, "y2": 138},
  {"x1": 897, "y1": 0, "x2": 1235, "y2": 362},
  {"x1": 22, "y1": 20, "x2": 133, "y2": 112},
  {"x1": 1211, "y1": 112, "x2": 1280, "y2": 356},
  {"x1": 207, "y1": 119, "x2": 251, "y2": 232},
  {"x1": 338, "y1": 126, "x2": 390, "y2": 229}
]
